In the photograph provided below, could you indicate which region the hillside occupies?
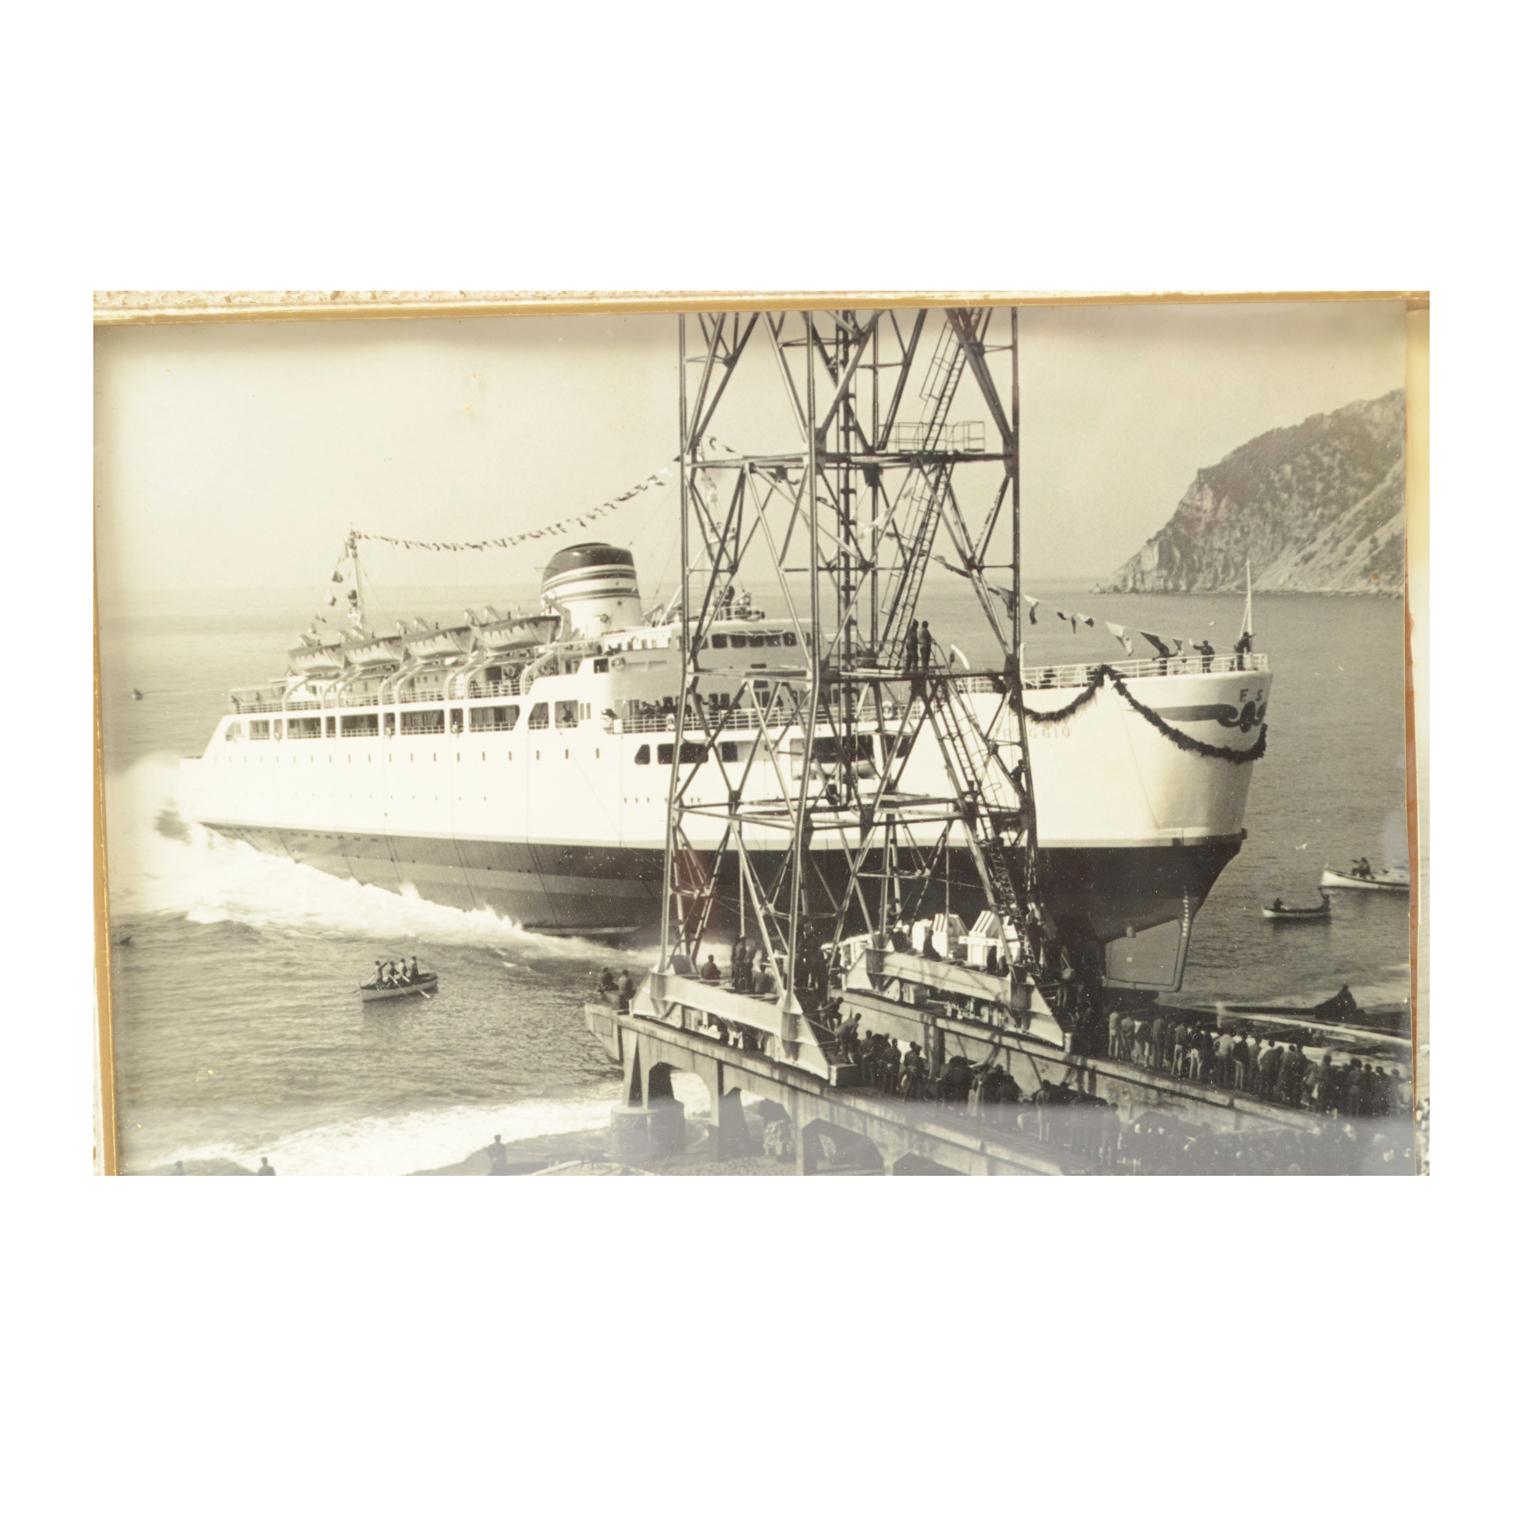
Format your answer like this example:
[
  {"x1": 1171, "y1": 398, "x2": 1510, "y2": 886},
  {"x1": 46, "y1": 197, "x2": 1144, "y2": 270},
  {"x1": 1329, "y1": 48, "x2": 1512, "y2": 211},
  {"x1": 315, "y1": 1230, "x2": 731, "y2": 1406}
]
[{"x1": 1105, "y1": 389, "x2": 1405, "y2": 593}]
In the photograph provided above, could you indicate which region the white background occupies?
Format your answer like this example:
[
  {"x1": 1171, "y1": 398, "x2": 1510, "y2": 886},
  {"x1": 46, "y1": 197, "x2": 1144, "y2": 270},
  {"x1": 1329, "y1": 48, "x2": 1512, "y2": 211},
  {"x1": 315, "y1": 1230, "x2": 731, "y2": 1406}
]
[{"x1": 7, "y1": 3, "x2": 1529, "y2": 1532}]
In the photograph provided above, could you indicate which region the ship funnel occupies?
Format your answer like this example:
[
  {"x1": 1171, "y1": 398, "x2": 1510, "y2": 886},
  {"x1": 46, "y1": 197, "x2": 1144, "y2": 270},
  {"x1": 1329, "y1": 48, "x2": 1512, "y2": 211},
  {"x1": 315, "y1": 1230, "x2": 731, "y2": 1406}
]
[{"x1": 541, "y1": 543, "x2": 642, "y2": 638}]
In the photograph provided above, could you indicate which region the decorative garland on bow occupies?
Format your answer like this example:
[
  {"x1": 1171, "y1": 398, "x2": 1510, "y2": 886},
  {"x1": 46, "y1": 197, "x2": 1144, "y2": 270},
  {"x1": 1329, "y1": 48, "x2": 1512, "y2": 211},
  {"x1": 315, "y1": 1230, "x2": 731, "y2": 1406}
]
[
  {"x1": 1011, "y1": 665, "x2": 1268, "y2": 764},
  {"x1": 1015, "y1": 667, "x2": 1111, "y2": 724},
  {"x1": 1110, "y1": 673, "x2": 1268, "y2": 762}
]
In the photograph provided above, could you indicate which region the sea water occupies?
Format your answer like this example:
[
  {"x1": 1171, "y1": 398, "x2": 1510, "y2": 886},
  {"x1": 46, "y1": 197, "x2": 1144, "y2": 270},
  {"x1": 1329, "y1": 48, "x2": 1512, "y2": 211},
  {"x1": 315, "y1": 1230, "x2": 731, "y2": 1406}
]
[{"x1": 98, "y1": 586, "x2": 1411, "y2": 1174}]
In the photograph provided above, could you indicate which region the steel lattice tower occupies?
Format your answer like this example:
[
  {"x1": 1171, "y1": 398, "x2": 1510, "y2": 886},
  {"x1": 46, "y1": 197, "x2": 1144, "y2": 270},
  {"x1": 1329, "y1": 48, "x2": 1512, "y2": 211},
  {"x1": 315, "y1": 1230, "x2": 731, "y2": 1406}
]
[{"x1": 640, "y1": 307, "x2": 1067, "y2": 1074}]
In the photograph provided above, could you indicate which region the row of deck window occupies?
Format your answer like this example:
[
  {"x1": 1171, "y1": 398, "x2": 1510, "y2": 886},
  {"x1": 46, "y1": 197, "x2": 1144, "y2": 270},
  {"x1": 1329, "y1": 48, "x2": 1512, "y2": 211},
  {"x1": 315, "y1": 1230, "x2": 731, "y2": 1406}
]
[
  {"x1": 709, "y1": 631, "x2": 797, "y2": 650},
  {"x1": 633, "y1": 741, "x2": 740, "y2": 765},
  {"x1": 232, "y1": 701, "x2": 580, "y2": 741}
]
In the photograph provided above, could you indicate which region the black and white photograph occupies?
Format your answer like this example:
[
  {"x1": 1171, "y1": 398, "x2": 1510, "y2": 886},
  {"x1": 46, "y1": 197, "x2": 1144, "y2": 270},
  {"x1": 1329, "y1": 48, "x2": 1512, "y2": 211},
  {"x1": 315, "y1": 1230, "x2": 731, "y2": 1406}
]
[{"x1": 93, "y1": 294, "x2": 1425, "y2": 1176}]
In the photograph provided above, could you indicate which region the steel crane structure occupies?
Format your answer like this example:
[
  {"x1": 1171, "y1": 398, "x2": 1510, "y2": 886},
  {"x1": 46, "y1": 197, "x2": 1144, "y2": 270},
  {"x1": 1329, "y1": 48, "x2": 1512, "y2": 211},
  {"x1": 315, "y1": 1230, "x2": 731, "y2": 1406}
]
[{"x1": 636, "y1": 307, "x2": 1070, "y2": 1076}]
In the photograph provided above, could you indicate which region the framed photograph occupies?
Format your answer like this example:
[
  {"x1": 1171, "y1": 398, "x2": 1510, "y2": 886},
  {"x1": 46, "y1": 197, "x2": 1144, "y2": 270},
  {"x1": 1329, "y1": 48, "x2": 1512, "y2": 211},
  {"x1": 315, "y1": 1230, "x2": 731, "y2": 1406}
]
[{"x1": 93, "y1": 290, "x2": 1427, "y2": 1176}]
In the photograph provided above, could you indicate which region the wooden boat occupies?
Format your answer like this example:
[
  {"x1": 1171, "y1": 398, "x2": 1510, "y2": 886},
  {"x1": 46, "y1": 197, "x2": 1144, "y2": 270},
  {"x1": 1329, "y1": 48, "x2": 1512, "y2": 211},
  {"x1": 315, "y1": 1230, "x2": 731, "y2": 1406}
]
[
  {"x1": 360, "y1": 971, "x2": 438, "y2": 1002},
  {"x1": 1220, "y1": 987, "x2": 1405, "y2": 1036},
  {"x1": 1262, "y1": 896, "x2": 1331, "y2": 921},
  {"x1": 1320, "y1": 867, "x2": 1409, "y2": 891}
]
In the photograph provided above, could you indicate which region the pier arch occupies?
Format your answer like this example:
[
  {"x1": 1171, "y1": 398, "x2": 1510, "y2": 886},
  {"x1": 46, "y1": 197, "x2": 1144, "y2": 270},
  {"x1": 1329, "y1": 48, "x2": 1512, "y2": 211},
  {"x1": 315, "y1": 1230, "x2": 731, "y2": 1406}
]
[
  {"x1": 892, "y1": 1152, "x2": 962, "y2": 1176},
  {"x1": 799, "y1": 1117, "x2": 884, "y2": 1176}
]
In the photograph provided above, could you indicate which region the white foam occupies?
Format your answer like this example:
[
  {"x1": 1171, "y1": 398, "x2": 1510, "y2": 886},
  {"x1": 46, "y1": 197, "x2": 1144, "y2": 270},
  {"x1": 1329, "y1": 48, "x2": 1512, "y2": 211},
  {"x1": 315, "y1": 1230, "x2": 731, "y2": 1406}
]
[
  {"x1": 104, "y1": 753, "x2": 633, "y2": 959},
  {"x1": 149, "y1": 1095, "x2": 622, "y2": 1177}
]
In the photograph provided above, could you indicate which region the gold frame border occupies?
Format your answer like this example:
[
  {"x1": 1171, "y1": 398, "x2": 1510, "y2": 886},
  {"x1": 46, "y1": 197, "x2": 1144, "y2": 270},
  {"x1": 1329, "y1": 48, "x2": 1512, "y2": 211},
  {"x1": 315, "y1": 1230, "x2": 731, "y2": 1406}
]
[
  {"x1": 94, "y1": 290, "x2": 1429, "y2": 328},
  {"x1": 92, "y1": 288, "x2": 1430, "y2": 1176}
]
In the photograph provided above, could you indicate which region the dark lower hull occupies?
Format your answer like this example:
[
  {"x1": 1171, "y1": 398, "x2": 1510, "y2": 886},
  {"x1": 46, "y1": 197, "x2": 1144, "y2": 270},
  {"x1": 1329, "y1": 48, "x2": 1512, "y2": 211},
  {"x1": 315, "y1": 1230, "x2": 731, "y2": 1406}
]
[{"x1": 204, "y1": 823, "x2": 1243, "y2": 953}]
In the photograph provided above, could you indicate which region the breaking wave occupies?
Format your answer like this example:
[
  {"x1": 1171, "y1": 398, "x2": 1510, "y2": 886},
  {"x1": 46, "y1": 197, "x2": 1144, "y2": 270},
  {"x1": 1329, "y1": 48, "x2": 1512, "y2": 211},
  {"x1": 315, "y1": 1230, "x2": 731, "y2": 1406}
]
[
  {"x1": 146, "y1": 1095, "x2": 617, "y2": 1177},
  {"x1": 137, "y1": 1075, "x2": 716, "y2": 1177}
]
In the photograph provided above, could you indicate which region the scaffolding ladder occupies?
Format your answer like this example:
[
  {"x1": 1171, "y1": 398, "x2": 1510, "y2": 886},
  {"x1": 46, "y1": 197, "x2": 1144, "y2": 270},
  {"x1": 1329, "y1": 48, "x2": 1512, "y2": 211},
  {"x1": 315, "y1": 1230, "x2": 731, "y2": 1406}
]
[{"x1": 877, "y1": 319, "x2": 971, "y2": 664}]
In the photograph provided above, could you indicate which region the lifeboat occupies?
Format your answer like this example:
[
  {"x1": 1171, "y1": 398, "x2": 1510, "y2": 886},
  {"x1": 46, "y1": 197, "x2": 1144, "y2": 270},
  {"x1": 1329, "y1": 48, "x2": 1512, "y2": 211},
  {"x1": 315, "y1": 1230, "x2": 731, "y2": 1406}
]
[
  {"x1": 480, "y1": 613, "x2": 560, "y2": 652},
  {"x1": 360, "y1": 971, "x2": 439, "y2": 1002},
  {"x1": 1319, "y1": 867, "x2": 1409, "y2": 892},
  {"x1": 404, "y1": 624, "x2": 475, "y2": 661},
  {"x1": 287, "y1": 641, "x2": 345, "y2": 675},
  {"x1": 343, "y1": 633, "x2": 408, "y2": 667}
]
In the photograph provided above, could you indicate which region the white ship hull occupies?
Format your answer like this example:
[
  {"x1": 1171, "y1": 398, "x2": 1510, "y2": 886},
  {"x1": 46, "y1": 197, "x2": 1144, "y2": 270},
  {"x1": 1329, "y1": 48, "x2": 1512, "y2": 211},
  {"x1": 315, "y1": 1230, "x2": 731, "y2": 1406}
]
[
  {"x1": 182, "y1": 664, "x2": 1271, "y2": 950},
  {"x1": 184, "y1": 540, "x2": 1270, "y2": 986}
]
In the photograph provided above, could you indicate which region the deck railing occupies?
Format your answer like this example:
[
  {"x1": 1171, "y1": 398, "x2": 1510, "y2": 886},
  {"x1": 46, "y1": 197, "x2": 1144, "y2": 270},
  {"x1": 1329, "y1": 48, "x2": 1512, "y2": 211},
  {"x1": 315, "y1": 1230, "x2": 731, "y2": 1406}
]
[
  {"x1": 1016, "y1": 652, "x2": 1267, "y2": 689},
  {"x1": 232, "y1": 674, "x2": 528, "y2": 714},
  {"x1": 231, "y1": 652, "x2": 1269, "y2": 722}
]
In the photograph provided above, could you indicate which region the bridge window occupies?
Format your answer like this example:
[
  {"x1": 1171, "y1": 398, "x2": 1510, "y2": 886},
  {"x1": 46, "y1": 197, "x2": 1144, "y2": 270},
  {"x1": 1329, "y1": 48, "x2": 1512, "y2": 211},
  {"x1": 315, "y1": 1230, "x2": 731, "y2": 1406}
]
[
  {"x1": 556, "y1": 700, "x2": 579, "y2": 729},
  {"x1": 729, "y1": 633, "x2": 747, "y2": 648},
  {"x1": 224, "y1": 721, "x2": 244, "y2": 742},
  {"x1": 249, "y1": 719, "x2": 271, "y2": 740},
  {"x1": 341, "y1": 713, "x2": 378, "y2": 738},
  {"x1": 633, "y1": 744, "x2": 650, "y2": 765},
  {"x1": 528, "y1": 703, "x2": 549, "y2": 731},
  {"x1": 711, "y1": 634, "x2": 727, "y2": 649},
  {"x1": 289, "y1": 717, "x2": 322, "y2": 739}
]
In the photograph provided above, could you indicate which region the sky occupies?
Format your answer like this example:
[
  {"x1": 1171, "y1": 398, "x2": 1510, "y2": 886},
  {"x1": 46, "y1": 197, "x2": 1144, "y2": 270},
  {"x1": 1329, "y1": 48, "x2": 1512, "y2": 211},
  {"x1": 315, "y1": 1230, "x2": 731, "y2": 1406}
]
[{"x1": 94, "y1": 301, "x2": 1406, "y2": 607}]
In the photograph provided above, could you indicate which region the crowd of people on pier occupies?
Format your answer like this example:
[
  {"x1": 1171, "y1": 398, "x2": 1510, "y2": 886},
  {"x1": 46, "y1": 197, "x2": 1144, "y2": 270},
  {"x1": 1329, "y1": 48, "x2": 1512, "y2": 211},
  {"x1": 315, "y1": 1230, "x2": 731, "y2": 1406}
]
[
  {"x1": 1105, "y1": 1009, "x2": 1410, "y2": 1119},
  {"x1": 592, "y1": 962, "x2": 1416, "y2": 1174},
  {"x1": 828, "y1": 1012, "x2": 1027, "y2": 1112}
]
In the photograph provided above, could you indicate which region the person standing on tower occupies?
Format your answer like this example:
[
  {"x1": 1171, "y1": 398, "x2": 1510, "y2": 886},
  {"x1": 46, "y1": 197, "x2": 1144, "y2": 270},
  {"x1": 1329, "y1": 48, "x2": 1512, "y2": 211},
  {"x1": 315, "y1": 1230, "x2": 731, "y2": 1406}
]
[{"x1": 918, "y1": 621, "x2": 933, "y2": 671}]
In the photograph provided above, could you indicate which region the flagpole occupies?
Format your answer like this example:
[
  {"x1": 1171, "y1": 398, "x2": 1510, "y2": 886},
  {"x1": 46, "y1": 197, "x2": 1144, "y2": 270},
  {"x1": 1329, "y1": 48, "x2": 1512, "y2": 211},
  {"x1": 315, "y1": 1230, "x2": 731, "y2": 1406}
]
[
  {"x1": 351, "y1": 529, "x2": 366, "y2": 632},
  {"x1": 1243, "y1": 558, "x2": 1253, "y2": 639}
]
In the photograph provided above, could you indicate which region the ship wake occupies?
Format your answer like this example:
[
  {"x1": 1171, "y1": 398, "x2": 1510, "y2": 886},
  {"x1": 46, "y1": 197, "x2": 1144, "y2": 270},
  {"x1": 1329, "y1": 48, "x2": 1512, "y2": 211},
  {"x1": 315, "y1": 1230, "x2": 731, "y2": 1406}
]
[{"x1": 105, "y1": 754, "x2": 625, "y2": 959}]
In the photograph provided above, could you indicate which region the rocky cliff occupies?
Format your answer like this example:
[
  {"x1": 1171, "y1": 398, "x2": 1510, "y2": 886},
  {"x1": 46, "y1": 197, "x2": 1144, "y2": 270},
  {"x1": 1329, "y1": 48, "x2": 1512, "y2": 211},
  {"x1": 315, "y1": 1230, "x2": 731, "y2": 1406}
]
[{"x1": 1105, "y1": 389, "x2": 1405, "y2": 593}]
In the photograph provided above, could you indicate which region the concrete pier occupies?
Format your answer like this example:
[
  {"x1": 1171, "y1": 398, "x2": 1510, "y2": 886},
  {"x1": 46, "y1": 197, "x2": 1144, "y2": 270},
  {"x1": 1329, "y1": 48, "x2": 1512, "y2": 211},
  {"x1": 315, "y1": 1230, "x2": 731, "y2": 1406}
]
[
  {"x1": 588, "y1": 1002, "x2": 1099, "y2": 1174},
  {"x1": 585, "y1": 979, "x2": 1405, "y2": 1174}
]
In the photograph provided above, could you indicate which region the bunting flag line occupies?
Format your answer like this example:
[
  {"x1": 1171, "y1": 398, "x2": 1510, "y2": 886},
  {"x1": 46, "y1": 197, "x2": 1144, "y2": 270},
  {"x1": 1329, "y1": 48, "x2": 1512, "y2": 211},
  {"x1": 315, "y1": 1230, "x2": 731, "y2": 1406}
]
[
  {"x1": 307, "y1": 445, "x2": 750, "y2": 632},
  {"x1": 936, "y1": 556, "x2": 1016, "y2": 617},
  {"x1": 346, "y1": 454, "x2": 685, "y2": 557},
  {"x1": 341, "y1": 439, "x2": 747, "y2": 559},
  {"x1": 930, "y1": 567, "x2": 1247, "y2": 663},
  {"x1": 314, "y1": 439, "x2": 1250, "y2": 666}
]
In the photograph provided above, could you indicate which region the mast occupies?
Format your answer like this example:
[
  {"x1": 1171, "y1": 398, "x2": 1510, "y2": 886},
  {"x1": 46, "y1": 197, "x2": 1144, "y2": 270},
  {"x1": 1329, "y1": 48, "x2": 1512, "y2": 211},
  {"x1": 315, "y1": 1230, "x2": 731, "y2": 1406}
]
[{"x1": 348, "y1": 529, "x2": 366, "y2": 632}]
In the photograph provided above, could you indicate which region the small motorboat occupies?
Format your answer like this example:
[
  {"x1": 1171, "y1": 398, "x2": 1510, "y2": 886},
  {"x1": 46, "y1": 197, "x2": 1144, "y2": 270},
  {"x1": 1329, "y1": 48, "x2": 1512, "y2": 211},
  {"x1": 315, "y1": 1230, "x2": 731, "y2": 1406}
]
[
  {"x1": 360, "y1": 971, "x2": 439, "y2": 1002},
  {"x1": 1320, "y1": 866, "x2": 1409, "y2": 892},
  {"x1": 1262, "y1": 895, "x2": 1331, "y2": 921}
]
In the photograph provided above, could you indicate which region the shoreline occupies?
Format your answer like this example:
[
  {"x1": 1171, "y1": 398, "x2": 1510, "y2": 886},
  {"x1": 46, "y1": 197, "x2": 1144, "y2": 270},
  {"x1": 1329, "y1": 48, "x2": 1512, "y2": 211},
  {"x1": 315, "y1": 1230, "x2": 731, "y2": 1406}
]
[
  {"x1": 1095, "y1": 586, "x2": 1403, "y2": 599},
  {"x1": 140, "y1": 1109, "x2": 796, "y2": 1177}
]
